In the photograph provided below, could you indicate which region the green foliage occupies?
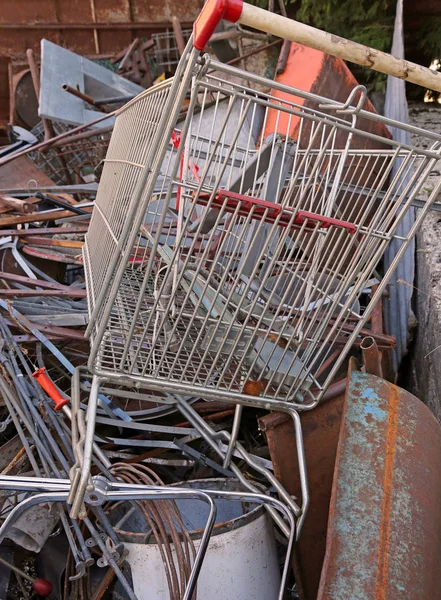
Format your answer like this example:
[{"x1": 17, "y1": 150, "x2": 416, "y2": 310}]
[
  {"x1": 247, "y1": 0, "x2": 394, "y2": 90},
  {"x1": 413, "y1": 17, "x2": 441, "y2": 61},
  {"x1": 296, "y1": 0, "x2": 394, "y2": 91}
]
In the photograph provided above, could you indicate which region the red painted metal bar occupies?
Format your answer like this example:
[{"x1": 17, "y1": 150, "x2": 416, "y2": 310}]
[{"x1": 197, "y1": 190, "x2": 357, "y2": 233}]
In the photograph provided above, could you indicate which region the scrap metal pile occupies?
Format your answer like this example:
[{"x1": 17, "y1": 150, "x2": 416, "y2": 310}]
[{"x1": 0, "y1": 1, "x2": 441, "y2": 599}]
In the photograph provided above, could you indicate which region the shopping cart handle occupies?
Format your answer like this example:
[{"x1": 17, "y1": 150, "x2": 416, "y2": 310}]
[
  {"x1": 193, "y1": 0, "x2": 441, "y2": 92},
  {"x1": 193, "y1": 0, "x2": 243, "y2": 51},
  {"x1": 32, "y1": 367, "x2": 69, "y2": 411}
]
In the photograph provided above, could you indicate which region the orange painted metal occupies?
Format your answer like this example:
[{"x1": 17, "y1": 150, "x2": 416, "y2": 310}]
[{"x1": 263, "y1": 42, "x2": 391, "y2": 146}]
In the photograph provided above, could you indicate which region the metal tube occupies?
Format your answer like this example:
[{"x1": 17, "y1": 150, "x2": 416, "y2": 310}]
[
  {"x1": 51, "y1": 126, "x2": 113, "y2": 146},
  {"x1": 69, "y1": 375, "x2": 102, "y2": 518},
  {"x1": 222, "y1": 404, "x2": 242, "y2": 469},
  {"x1": 276, "y1": 39, "x2": 291, "y2": 75},
  {"x1": 361, "y1": 336, "x2": 383, "y2": 378},
  {"x1": 172, "y1": 16, "x2": 186, "y2": 56},
  {"x1": 0, "y1": 111, "x2": 115, "y2": 166},
  {"x1": 62, "y1": 84, "x2": 99, "y2": 108}
]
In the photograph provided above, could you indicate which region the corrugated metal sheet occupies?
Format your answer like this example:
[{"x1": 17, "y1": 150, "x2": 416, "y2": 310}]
[
  {"x1": 383, "y1": 0, "x2": 415, "y2": 371},
  {"x1": 0, "y1": 0, "x2": 200, "y2": 57}
]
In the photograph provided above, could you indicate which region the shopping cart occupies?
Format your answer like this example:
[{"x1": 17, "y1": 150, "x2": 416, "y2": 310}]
[{"x1": 84, "y1": 0, "x2": 441, "y2": 411}]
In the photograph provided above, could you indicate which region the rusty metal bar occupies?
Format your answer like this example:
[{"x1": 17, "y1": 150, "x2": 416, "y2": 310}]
[
  {"x1": 0, "y1": 111, "x2": 116, "y2": 167},
  {"x1": 18, "y1": 236, "x2": 84, "y2": 248},
  {"x1": 1, "y1": 316, "x2": 85, "y2": 340},
  {"x1": 51, "y1": 127, "x2": 113, "y2": 146},
  {"x1": 0, "y1": 271, "x2": 86, "y2": 294},
  {"x1": 0, "y1": 226, "x2": 88, "y2": 237},
  {"x1": 224, "y1": 39, "x2": 282, "y2": 67},
  {"x1": 0, "y1": 289, "x2": 86, "y2": 298},
  {"x1": 62, "y1": 84, "x2": 98, "y2": 108},
  {"x1": 0, "y1": 206, "x2": 92, "y2": 227},
  {"x1": 172, "y1": 16, "x2": 186, "y2": 56},
  {"x1": 361, "y1": 336, "x2": 383, "y2": 378},
  {"x1": 118, "y1": 38, "x2": 140, "y2": 71},
  {"x1": 276, "y1": 40, "x2": 291, "y2": 75},
  {"x1": 0, "y1": 196, "x2": 33, "y2": 214}
]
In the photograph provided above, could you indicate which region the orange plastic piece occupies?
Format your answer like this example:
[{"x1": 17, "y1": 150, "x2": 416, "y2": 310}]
[{"x1": 32, "y1": 367, "x2": 69, "y2": 411}]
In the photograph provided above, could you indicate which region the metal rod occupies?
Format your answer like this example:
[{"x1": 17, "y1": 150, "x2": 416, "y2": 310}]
[
  {"x1": 0, "y1": 111, "x2": 115, "y2": 167},
  {"x1": 172, "y1": 16, "x2": 186, "y2": 56},
  {"x1": 62, "y1": 84, "x2": 101, "y2": 109},
  {"x1": 276, "y1": 39, "x2": 291, "y2": 75},
  {"x1": 361, "y1": 335, "x2": 383, "y2": 378}
]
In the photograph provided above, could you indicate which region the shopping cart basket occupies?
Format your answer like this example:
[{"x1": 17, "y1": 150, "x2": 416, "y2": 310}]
[{"x1": 84, "y1": 0, "x2": 441, "y2": 409}]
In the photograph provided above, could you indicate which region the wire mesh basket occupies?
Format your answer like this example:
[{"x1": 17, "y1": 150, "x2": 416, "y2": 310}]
[{"x1": 84, "y1": 40, "x2": 441, "y2": 408}]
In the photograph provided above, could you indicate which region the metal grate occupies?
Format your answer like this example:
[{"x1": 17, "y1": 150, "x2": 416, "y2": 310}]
[{"x1": 151, "y1": 29, "x2": 192, "y2": 74}]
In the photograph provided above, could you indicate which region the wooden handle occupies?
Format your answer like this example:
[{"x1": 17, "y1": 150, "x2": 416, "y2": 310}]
[
  {"x1": 0, "y1": 195, "x2": 33, "y2": 214},
  {"x1": 238, "y1": 3, "x2": 441, "y2": 92}
]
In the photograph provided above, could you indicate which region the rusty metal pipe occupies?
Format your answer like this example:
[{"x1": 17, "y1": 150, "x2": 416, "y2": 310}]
[
  {"x1": 0, "y1": 21, "x2": 194, "y2": 30},
  {"x1": 361, "y1": 336, "x2": 383, "y2": 378},
  {"x1": 225, "y1": 38, "x2": 282, "y2": 67},
  {"x1": 370, "y1": 285, "x2": 384, "y2": 335},
  {"x1": 276, "y1": 39, "x2": 291, "y2": 75},
  {"x1": 62, "y1": 84, "x2": 98, "y2": 107},
  {"x1": 321, "y1": 378, "x2": 347, "y2": 402},
  {"x1": 0, "y1": 110, "x2": 116, "y2": 166},
  {"x1": 172, "y1": 16, "x2": 186, "y2": 56}
]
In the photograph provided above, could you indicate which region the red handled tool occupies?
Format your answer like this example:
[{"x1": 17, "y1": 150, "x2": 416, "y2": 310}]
[
  {"x1": 0, "y1": 555, "x2": 52, "y2": 597},
  {"x1": 32, "y1": 367, "x2": 69, "y2": 411}
]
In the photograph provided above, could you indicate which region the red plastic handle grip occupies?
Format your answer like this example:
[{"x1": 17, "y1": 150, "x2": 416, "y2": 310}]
[
  {"x1": 193, "y1": 0, "x2": 243, "y2": 51},
  {"x1": 32, "y1": 368, "x2": 69, "y2": 411}
]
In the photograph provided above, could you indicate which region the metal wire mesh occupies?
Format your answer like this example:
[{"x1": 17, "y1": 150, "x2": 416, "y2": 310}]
[
  {"x1": 29, "y1": 122, "x2": 112, "y2": 186},
  {"x1": 84, "y1": 49, "x2": 441, "y2": 406},
  {"x1": 151, "y1": 29, "x2": 192, "y2": 74}
]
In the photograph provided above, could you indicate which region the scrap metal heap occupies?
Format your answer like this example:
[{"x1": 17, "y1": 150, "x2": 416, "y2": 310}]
[{"x1": 0, "y1": 1, "x2": 440, "y2": 599}]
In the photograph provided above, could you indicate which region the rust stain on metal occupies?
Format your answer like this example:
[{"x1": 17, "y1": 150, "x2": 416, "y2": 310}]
[
  {"x1": 260, "y1": 393, "x2": 345, "y2": 600},
  {"x1": 318, "y1": 371, "x2": 441, "y2": 600},
  {"x1": 375, "y1": 384, "x2": 399, "y2": 600}
]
